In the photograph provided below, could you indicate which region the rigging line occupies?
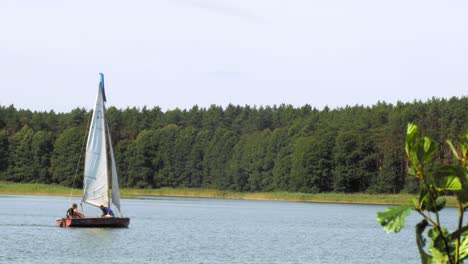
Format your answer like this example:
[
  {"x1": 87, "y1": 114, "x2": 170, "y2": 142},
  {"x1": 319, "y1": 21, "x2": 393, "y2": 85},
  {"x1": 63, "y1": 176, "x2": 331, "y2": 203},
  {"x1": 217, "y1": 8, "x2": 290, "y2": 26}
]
[
  {"x1": 68, "y1": 111, "x2": 93, "y2": 203},
  {"x1": 103, "y1": 103, "x2": 111, "y2": 209},
  {"x1": 105, "y1": 118, "x2": 123, "y2": 217},
  {"x1": 80, "y1": 202, "x2": 85, "y2": 217}
]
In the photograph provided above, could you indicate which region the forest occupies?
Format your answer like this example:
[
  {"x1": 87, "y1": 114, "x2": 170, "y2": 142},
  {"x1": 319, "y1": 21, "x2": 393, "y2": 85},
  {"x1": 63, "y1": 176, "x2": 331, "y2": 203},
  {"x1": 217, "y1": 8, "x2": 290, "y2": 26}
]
[{"x1": 0, "y1": 96, "x2": 466, "y2": 194}]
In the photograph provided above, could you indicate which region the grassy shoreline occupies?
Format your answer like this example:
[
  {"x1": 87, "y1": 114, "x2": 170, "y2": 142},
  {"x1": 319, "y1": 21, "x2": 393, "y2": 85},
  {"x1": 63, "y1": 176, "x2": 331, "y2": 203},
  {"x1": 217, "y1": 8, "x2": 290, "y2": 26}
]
[{"x1": 0, "y1": 181, "x2": 457, "y2": 206}]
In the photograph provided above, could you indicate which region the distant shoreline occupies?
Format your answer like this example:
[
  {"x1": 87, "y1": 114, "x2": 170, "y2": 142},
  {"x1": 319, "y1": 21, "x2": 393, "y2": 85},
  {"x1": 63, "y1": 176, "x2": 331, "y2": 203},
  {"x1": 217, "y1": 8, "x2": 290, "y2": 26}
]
[{"x1": 0, "y1": 181, "x2": 457, "y2": 206}]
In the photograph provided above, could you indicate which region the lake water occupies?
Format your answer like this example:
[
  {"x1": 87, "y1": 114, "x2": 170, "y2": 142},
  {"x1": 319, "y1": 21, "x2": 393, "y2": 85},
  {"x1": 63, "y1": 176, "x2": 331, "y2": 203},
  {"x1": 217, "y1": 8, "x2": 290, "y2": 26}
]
[{"x1": 0, "y1": 195, "x2": 460, "y2": 264}]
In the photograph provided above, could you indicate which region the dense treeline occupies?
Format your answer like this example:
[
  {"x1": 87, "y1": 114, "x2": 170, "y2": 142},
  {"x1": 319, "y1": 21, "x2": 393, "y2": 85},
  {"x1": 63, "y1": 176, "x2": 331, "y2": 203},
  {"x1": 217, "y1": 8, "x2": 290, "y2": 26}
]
[{"x1": 0, "y1": 97, "x2": 467, "y2": 194}]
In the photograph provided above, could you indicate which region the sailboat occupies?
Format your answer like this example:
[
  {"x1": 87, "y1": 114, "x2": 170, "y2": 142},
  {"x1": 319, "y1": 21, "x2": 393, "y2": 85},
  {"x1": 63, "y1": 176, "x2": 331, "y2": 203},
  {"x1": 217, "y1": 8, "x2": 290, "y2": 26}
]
[{"x1": 57, "y1": 73, "x2": 130, "y2": 228}]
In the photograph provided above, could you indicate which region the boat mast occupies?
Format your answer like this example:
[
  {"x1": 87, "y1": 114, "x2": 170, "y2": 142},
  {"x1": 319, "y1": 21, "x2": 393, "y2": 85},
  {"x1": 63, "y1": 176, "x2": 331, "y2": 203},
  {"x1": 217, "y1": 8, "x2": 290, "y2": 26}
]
[{"x1": 100, "y1": 73, "x2": 111, "y2": 209}]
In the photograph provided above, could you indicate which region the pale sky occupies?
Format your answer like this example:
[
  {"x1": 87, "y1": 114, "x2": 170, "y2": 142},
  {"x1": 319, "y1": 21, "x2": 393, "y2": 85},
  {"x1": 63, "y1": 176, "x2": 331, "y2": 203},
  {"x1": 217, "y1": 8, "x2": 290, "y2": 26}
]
[{"x1": 0, "y1": 0, "x2": 467, "y2": 112}]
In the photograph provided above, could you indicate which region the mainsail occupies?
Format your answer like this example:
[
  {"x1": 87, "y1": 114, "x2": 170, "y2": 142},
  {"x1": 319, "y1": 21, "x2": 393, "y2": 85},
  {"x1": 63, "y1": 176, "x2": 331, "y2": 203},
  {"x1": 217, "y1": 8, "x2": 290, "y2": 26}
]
[{"x1": 82, "y1": 73, "x2": 120, "y2": 213}]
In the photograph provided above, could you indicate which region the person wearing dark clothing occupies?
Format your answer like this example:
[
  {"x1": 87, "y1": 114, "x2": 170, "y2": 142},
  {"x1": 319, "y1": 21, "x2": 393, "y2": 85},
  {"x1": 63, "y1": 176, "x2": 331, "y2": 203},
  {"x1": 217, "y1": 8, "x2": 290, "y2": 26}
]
[
  {"x1": 66, "y1": 203, "x2": 84, "y2": 218},
  {"x1": 100, "y1": 205, "x2": 115, "y2": 217}
]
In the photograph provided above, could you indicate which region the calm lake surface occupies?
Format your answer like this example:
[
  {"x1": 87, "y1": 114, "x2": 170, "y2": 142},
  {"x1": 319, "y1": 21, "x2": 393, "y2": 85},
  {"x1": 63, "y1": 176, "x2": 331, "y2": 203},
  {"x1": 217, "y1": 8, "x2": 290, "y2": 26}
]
[{"x1": 0, "y1": 195, "x2": 460, "y2": 263}]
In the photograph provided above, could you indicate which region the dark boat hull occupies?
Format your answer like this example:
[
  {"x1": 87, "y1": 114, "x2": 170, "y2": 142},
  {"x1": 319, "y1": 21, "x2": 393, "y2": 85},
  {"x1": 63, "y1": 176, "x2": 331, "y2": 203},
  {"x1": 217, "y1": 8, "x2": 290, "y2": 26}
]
[{"x1": 56, "y1": 217, "x2": 130, "y2": 228}]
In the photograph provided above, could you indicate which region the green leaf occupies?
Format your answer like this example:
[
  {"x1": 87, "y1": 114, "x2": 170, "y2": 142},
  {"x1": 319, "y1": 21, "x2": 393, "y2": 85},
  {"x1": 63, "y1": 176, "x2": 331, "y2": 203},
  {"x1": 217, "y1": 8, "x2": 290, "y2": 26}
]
[
  {"x1": 412, "y1": 197, "x2": 419, "y2": 209},
  {"x1": 409, "y1": 149, "x2": 422, "y2": 169},
  {"x1": 423, "y1": 136, "x2": 438, "y2": 163},
  {"x1": 405, "y1": 123, "x2": 419, "y2": 156},
  {"x1": 446, "y1": 140, "x2": 460, "y2": 160},
  {"x1": 431, "y1": 249, "x2": 450, "y2": 264},
  {"x1": 428, "y1": 227, "x2": 452, "y2": 264},
  {"x1": 377, "y1": 206, "x2": 412, "y2": 233},
  {"x1": 406, "y1": 123, "x2": 419, "y2": 140},
  {"x1": 433, "y1": 165, "x2": 468, "y2": 203},
  {"x1": 418, "y1": 185, "x2": 434, "y2": 212},
  {"x1": 432, "y1": 197, "x2": 447, "y2": 213},
  {"x1": 433, "y1": 176, "x2": 462, "y2": 192},
  {"x1": 460, "y1": 233, "x2": 468, "y2": 260},
  {"x1": 456, "y1": 188, "x2": 468, "y2": 204},
  {"x1": 433, "y1": 165, "x2": 465, "y2": 178}
]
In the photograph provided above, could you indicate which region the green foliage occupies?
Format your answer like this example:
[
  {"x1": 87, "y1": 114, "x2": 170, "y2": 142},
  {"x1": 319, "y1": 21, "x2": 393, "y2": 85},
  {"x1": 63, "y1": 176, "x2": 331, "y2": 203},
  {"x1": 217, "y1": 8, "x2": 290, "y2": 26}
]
[
  {"x1": 204, "y1": 128, "x2": 237, "y2": 189},
  {"x1": 0, "y1": 97, "x2": 467, "y2": 196},
  {"x1": 428, "y1": 227, "x2": 453, "y2": 264},
  {"x1": 126, "y1": 129, "x2": 158, "y2": 188},
  {"x1": 31, "y1": 130, "x2": 53, "y2": 183},
  {"x1": 376, "y1": 205, "x2": 411, "y2": 233},
  {"x1": 7, "y1": 125, "x2": 35, "y2": 182},
  {"x1": 433, "y1": 175, "x2": 462, "y2": 192},
  {"x1": 460, "y1": 234, "x2": 468, "y2": 260},
  {"x1": 50, "y1": 127, "x2": 85, "y2": 187},
  {"x1": 378, "y1": 123, "x2": 468, "y2": 264},
  {"x1": 0, "y1": 129, "x2": 8, "y2": 179},
  {"x1": 333, "y1": 129, "x2": 377, "y2": 193}
]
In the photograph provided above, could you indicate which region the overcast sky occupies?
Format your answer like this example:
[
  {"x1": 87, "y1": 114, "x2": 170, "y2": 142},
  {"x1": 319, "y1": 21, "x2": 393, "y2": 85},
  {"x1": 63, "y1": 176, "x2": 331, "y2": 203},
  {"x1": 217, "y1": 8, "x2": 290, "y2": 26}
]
[{"x1": 0, "y1": 0, "x2": 467, "y2": 113}]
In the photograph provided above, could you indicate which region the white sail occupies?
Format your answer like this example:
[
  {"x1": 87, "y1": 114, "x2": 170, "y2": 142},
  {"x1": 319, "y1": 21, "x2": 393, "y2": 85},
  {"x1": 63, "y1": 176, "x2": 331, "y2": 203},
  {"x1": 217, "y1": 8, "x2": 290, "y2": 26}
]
[
  {"x1": 82, "y1": 75, "x2": 110, "y2": 208},
  {"x1": 107, "y1": 123, "x2": 121, "y2": 213}
]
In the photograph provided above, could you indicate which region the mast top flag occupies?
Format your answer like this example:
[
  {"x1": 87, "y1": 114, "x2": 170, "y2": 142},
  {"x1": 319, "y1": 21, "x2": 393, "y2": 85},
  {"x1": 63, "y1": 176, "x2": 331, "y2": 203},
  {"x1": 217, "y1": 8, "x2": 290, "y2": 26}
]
[{"x1": 99, "y1": 73, "x2": 106, "y2": 102}]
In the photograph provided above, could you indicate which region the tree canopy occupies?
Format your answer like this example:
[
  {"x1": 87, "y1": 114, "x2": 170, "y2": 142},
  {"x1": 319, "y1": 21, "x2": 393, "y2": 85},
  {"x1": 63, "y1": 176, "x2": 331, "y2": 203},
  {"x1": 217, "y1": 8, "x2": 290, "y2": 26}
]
[{"x1": 0, "y1": 97, "x2": 466, "y2": 194}]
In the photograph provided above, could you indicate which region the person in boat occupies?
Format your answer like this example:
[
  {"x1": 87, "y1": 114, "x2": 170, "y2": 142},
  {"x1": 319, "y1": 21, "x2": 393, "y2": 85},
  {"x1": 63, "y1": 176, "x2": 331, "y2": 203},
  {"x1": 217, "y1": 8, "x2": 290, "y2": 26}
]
[
  {"x1": 100, "y1": 205, "x2": 115, "y2": 217},
  {"x1": 67, "y1": 203, "x2": 84, "y2": 219}
]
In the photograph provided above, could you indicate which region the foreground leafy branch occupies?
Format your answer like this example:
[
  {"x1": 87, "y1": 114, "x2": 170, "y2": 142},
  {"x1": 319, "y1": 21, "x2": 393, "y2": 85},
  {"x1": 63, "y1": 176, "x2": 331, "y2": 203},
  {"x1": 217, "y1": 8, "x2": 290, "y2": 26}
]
[{"x1": 377, "y1": 123, "x2": 468, "y2": 264}]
